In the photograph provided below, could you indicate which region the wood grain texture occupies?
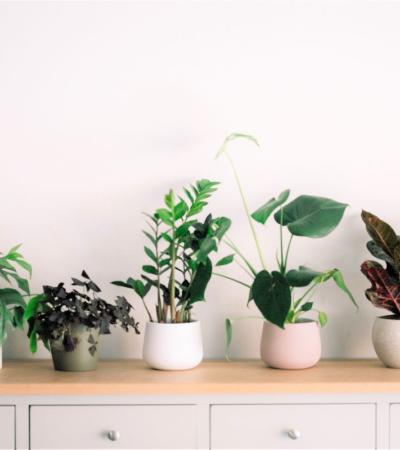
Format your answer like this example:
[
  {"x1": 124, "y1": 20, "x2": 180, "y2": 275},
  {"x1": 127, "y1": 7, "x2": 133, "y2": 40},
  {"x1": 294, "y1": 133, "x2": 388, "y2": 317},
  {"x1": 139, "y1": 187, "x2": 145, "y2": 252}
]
[{"x1": 0, "y1": 359, "x2": 398, "y2": 395}]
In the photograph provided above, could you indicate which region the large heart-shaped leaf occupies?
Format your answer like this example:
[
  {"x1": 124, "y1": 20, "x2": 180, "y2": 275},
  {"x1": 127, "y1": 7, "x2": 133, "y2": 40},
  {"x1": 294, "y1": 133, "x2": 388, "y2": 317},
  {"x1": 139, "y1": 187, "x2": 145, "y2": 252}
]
[
  {"x1": 251, "y1": 189, "x2": 290, "y2": 225},
  {"x1": 361, "y1": 260, "x2": 400, "y2": 314},
  {"x1": 362, "y1": 211, "x2": 399, "y2": 258},
  {"x1": 252, "y1": 270, "x2": 291, "y2": 328},
  {"x1": 274, "y1": 195, "x2": 348, "y2": 238}
]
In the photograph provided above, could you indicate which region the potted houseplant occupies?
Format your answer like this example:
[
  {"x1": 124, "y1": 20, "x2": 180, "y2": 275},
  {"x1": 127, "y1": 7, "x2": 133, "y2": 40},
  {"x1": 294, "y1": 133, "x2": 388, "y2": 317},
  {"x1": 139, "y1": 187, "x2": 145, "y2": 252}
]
[
  {"x1": 24, "y1": 271, "x2": 139, "y2": 371},
  {"x1": 0, "y1": 244, "x2": 31, "y2": 368},
  {"x1": 113, "y1": 179, "x2": 231, "y2": 370},
  {"x1": 217, "y1": 134, "x2": 357, "y2": 369},
  {"x1": 361, "y1": 210, "x2": 400, "y2": 368}
]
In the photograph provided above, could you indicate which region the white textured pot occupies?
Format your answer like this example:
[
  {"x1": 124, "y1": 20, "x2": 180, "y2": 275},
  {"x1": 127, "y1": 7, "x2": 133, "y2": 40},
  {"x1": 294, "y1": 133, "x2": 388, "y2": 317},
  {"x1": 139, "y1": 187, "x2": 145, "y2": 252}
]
[
  {"x1": 260, "y1": 320, "x2": 321, "y2": 369},
  {"x1": 372, "y1": 315, "x2": 400, "y2": 368},
  {"x1": 143, "y1": 321, "x2": 203, "y2": 371}
]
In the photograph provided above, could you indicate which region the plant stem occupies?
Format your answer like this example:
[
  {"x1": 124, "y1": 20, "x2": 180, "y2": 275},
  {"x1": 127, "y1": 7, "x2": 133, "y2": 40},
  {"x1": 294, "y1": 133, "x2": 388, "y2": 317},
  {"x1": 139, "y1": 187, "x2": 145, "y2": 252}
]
[
  {"x1": 224, "y1": 236, "x2": 257, "y2": 276},
  {"x1": 226, "y1": 153, "x2": 267, "y2": 271},
  {"x1": 213, "y1": 272, "x2": 251, "y2": 288},
  {"x1": 154, "y1": 221, "x2": 163, "y2": 322},
  {"x1": 279, "y1": 209, "x2": 284, "y2": 273},
  {"x1": 170, "y1": 220, "x2": 177, "y2": 322},
  {"x1": 284, "y1": 234, "x2": 294, "y2": 271}
]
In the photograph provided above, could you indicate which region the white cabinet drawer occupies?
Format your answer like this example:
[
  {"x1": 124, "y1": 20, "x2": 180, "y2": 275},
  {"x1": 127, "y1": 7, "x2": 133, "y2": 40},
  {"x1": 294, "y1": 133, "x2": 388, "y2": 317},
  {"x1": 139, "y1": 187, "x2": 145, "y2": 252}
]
[
  {"x1": 30, "y1": 405, "x2": 197, "y2": 449},
  {"x1": 390, "y1": 404, "x2": 400, "y2": 448},
  {"x1": 0, "y1": 406, "x2": 14, "y2": 450},
  {"x1": 211, "y1": 404, "x2": 375, "y2": 449}
]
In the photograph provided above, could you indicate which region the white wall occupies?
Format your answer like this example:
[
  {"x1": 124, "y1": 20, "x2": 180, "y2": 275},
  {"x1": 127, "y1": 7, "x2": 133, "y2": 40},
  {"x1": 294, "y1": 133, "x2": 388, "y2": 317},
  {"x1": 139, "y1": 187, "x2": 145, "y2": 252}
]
[{"x1": 1, "y1": 0, "x2": 399, "y2": 360}]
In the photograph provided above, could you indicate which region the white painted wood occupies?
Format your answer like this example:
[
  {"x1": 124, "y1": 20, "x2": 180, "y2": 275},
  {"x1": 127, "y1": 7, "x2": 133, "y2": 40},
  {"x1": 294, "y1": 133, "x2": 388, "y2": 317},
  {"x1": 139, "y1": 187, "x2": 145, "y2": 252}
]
[
  {"x1": 30, "y1": 405, "x2": 197, "y2": 449},
  {"x1": 211, "y1": 404, "x2": 376, "y2": 449},
  {"x1": 0, "y1": 406, "x2": 14, "y2": 450},
  {"x1": 389, "y1": 404, "x2": 400, "y2": 449}
]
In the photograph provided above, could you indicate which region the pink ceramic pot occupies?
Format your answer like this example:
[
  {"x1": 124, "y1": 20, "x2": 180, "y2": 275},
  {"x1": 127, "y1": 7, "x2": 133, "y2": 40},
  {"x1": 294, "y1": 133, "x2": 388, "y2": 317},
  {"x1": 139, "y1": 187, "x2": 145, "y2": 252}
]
[{"x1": 260, "y1": 320, "x2": 321, "y2": 369}]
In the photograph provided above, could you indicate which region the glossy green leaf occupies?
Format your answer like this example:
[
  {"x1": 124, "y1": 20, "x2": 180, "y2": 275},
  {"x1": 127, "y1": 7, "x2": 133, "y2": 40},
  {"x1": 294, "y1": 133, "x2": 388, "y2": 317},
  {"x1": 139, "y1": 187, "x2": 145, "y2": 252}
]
[
  {"x1": 188, "y1": 258, "x2": 212, "y2": 304},
  {"x1": 251, "y1": 189, "x2": 290, "y2": 225},
  {"x1": 213, "y1": 217, "x2": 231, "y2": 241},
  {"x1": 332, "y1": 270, "x2": 358, "y2": 308},
  {"x1": 174, "y1": 200, "x2": 188, "y2": 220},
  {"x1": 216, "y1": 254, "x2": 235, "y2": 267},
  {"x1": 144, "y1": 246, "x2": 157, "y2": 263},
  {"x1": 23, "y1": 294, "x2": 46, "y2": 321},
  {"x1": 0, "y1": 288, "x2": 26, "y2": 307},
  {"x1": 142, "y1": 265, "x2": 158, "y2": 275},
  {"x1": 156, "y1": 208, "x2": 173, "y2": 226},
  {"x1": 300, "y1": 302, "x2": 313, "y2": 312},
  {"x1": 286, "y1": 266, "x2": 322, "y2": 287},
  {"x1": 252, "y1": 270, "x2": 291, "y2": 328},
  {"x1": 274, "y1": 195, "x2": 348, "y2": 238}
]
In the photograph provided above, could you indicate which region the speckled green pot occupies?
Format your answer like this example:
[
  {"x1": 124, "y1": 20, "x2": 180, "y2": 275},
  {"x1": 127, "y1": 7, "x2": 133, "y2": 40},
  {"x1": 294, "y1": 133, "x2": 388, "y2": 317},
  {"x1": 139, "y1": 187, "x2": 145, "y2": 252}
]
[{"x1": 50, "y1": 324, "x2": 100, "y2": 372}]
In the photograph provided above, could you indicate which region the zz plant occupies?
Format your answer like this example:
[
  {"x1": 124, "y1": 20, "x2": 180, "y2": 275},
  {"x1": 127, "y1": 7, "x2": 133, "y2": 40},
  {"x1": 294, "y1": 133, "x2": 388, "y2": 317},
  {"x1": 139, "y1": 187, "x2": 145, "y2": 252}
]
[
  {"x1": 361, "y1": 210, "x2": 400, "y2": 314},
  {"x1": 25, "y1": 271, "x2": 139, "y2": 354},
  {"x1": 113, "y1": 179, "x2": 231, "y2": 323},
  {"x1": 216, "y1": 134, "x2": 357, "y2": 350},
  {"x1": 0, "y1": 245, "x2": 32, "y2": 344}
]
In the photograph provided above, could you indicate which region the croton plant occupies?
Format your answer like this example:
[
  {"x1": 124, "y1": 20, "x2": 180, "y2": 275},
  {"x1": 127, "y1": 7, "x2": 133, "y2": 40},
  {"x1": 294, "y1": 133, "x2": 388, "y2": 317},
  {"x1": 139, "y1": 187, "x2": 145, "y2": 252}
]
[{"x1": 361, "y1": 211, "x2": 400, "y2": 315}]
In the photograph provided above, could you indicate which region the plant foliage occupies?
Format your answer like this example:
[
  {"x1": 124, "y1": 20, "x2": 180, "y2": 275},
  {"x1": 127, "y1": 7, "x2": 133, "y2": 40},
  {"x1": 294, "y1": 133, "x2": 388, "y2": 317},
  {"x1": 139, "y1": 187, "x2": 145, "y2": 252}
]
[
  {"x1": 25, "y1": 271, "x2": 139, "y2": 353},
  {"x1": 361, "y1": 211, "x2": 400, "y2": 315},
  {"x1": 113, "y1": 179, "x2": 231, "y2": 323},
  {"x1": 216, "y1": 134, "x2": 357, "y2": 355},
  {"x1": 0, "y1": 244, "x2": 32, "y2": 344}
]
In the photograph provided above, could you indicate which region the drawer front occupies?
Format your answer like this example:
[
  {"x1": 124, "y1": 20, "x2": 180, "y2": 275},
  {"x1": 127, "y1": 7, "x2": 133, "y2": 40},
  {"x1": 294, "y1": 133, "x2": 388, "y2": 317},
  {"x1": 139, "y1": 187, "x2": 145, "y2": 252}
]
[
  {"x1": 30, "y1": 405, "x2": 197, "y2": 449},
  {"x1": 211, "y1": 404, "x2": 375, "y2": 449},
  {"x1": 390, "y1": 404, "x2": 400, "y2": 448},
  {"x1": 0, "y1": 406, "x2": 14, "y2": 450}
]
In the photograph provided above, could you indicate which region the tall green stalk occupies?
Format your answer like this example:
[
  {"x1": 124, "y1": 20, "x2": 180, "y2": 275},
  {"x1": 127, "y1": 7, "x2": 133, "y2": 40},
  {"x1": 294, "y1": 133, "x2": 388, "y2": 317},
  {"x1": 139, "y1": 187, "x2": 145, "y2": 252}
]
[{"x1": 226, "y1": 153, "x2": 267, "y2": 271}]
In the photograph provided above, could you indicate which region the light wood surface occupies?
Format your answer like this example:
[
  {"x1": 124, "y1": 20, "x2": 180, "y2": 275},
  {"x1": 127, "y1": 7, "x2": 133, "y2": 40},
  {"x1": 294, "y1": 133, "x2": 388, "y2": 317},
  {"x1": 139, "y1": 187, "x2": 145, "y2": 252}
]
[{"x1": 0, "y1": 359, "x2": 399, "y2": 395}]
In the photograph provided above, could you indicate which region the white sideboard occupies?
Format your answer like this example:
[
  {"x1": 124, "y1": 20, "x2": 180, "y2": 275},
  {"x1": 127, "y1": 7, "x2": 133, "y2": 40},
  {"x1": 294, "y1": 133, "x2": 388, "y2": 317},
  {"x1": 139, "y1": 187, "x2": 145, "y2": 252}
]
[{"x1": 1, "y1": 359, "x2": 400, "y2": 450}]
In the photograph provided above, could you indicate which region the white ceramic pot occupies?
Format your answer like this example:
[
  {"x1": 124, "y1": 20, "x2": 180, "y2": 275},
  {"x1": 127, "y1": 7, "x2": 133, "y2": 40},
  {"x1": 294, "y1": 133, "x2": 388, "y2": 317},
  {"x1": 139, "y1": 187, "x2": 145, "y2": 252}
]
[
  {"x1": 372, "y1": 315, "x2": 400, "y2": 368},
  {"x1": 260, "y1": 320, "x2": 321, "y2": 369},
  {"x1": 143, "y1": 321, "x2": 203, "y2": 370}
]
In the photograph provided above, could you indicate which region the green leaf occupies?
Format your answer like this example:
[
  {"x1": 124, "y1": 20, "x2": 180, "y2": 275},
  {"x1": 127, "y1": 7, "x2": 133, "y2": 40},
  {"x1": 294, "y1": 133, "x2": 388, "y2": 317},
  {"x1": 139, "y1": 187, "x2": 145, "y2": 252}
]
[
  {"x1": 164, "y1": 190, "x2": 174, "y2": 209},
  {"x1": 216, "y1": 254, "x2": 235, "y2": 267},
  {"x1": 300, "y1": 302, "x2": 313, "y2": 312},
  {"x1": 215, "y1": 133, "x2": 261, "y2": 159},
  {"x1": 194, "y1": 237, "x2": 218, "y2": 263},
  {"x1": 366, "y1": 240, "x2": 395, "y2": 267},
  {"x1": 188, "y1": 258, "x2": 212, "y2": 304},
  {"x1": 225, "y1": 318, "x2": 233, "y2": 360},
  {"x1": 252, "y1": 270, "x2": 291, "y2": 328},
  {"x1": 251, "y1": 189, "x2": 290, "y2": 225},
  {"x1": 318, "y1": 311, "x2": 328, "y2": 327},
  {"x1": 23, "y1": 294, "x2": 46, "y2": 321},
  {"x1": 332, "y1": 270, "x2": 358, "y2": 308},
  {"x1": 286, "y1": 266, "x2": 322, "y2": 287},
  {"x1": 213, "y1": 217, "x2": 231, "y2": 241},
  {"x1": 156, "y1": 208, "x2": 173, "y2": 226},
  {"x1": 174, "y1": 200, "x2": 188, "y2": 220},
  {"x1": 29, "y1": 330, "x2": 38, "y2": 353},
  {"x1": 144, "y1": 246, "x2": 157, "y2": 263},
  {"x1": 143, "y1": 230, "x2": 156, "y2": 246},
  {"x1": 0, "y1": 288, "x2": 26, "y2": 307},
  {"x1": 8, "y1": 272, "x2": 30, "y2": 294},
  {"x1": 12, "y1": 306, "x2": 24, "y2": 329},
  {"x1": 142, "y1": 265, "x2": 158, "y2": 275},
  {"x1": 111, "y1": 280, "x2": 133, "y2": 289},
  {"x1": 274, "y1": 195, "x2": 348, "y2": 238}
]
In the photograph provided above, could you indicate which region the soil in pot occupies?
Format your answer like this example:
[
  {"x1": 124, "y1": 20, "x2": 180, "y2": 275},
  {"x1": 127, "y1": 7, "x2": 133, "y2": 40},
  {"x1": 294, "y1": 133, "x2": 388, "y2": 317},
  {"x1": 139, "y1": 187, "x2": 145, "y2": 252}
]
[
  {"x1": 260, "y1": 319, "x2": 321, "y2": 369},
  {"x1": 50, "y1": 324, "x2": 99, "y2": 372}
]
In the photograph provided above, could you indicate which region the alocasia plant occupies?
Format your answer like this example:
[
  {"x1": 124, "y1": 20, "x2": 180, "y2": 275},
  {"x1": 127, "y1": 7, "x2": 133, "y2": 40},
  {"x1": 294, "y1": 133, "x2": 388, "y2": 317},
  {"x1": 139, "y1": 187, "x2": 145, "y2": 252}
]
[
  {"x1": 0, "y1": 244, "x2": 31, "y2": 344},
  {"x1": 216, "y1": 134, "x2": 357, "y2": 354},
  {"x1": 361, "y1": 211, "x2": 400, "y2": 314},
  {"x1": 113, "y1": 179, "x2": 231, "y2": 323}
]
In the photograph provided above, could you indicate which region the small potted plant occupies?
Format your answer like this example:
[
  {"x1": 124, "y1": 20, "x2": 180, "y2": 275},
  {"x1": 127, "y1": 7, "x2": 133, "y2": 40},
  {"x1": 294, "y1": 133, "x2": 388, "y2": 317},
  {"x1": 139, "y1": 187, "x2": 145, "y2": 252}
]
[
  {"x1": 0, "y1": 244, "x2": 31, "y2": 369},
  {"x1": 361, "y1": 210, "x2": 400, "y2": 368},
  {"x1": 25, "y1": 271, "x2": 139, "y2": 371},
  {"x1": 217, "y1": 134, "x2": 357, "y2": 369},
  {"x1": 113, "y1": 179, "x2": 231, "y2": 370}
]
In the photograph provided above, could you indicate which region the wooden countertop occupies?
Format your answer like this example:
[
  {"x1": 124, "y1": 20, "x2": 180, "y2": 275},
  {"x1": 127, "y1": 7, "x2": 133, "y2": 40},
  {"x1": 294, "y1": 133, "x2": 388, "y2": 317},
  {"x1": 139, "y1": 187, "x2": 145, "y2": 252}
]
[{"x1": 0, "y1": 359, "x2": 399, "y2": 395}]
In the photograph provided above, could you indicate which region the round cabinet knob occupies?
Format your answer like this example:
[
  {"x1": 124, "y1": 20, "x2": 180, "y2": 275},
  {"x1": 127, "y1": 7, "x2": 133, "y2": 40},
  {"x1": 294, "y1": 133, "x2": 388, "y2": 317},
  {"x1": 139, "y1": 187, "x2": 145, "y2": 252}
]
[
  {"x1": 107, "y1": 430, "x2": 121, "y2": 442},
  {"x1": 287, "y1": 429, "x2": 301, "y2": 440}
]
